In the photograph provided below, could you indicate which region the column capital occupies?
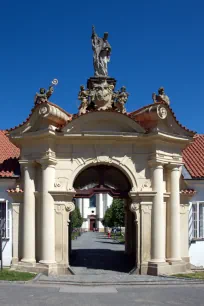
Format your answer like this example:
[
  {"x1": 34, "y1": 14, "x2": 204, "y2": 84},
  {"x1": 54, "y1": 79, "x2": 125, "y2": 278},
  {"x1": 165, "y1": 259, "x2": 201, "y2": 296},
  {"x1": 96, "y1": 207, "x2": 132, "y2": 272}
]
[
  {"x1": 148, "y1": 160, "x2": 164, "y2": 168},
  {"x1": 37, "y1": 157, "x2": 57, "y2": 168},
  {"x1": 19, "y1": 160, "x2": 35, "y2": 168},
  {"x1": 166, "y1": 164, "x2": 182, "y2": 170}
]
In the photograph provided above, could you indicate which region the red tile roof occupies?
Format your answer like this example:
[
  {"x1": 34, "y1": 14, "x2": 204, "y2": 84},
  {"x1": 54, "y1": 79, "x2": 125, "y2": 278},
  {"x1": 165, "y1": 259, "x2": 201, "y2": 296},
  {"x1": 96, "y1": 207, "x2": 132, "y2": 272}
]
[
  {"x1": 180, "y1": 189, "x2": 196, "y2": 195},
  {"x1": 0, "y1": 131, "x2": 20, "y2": 177},
  {"x1": 7, "y1": 187, "x2": 23, "y2": 193},
  {"x1": 183, "y1": 135, "x2": 204, "y2": 179}
]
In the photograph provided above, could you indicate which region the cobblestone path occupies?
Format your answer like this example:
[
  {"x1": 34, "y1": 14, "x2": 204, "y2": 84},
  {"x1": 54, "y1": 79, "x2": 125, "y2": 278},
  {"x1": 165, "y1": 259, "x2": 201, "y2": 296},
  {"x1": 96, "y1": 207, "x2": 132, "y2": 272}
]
[{"x1": 70, "y1": 231, "x2": 134, "y2": 275}]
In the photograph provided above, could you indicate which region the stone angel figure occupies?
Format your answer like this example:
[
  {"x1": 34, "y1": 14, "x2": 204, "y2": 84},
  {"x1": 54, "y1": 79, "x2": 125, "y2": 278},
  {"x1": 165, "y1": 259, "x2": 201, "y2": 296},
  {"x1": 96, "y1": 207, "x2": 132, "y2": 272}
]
[
  {"x1": 152, "y1": 87, "x2": 170, "y2": 105},
  {"x1": 34, "y1": 86, "x2": 54, "y2": 104},
  {"x1": 78, "y1": 85, "x2": 90, "y2": 115},
  {"x1": 115, "y1": 86, "x2": 129, "y2": 114},
  {"x1": 34, "y1": 79, "x2": 58, "y2": 105},
  {"x1": 91, "y1": 25, "x2": 111, "y2": 77}
]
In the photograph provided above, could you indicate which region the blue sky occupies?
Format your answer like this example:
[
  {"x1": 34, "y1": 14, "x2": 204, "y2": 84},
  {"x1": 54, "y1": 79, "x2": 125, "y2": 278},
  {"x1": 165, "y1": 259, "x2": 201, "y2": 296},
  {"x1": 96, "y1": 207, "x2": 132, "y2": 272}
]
[{"x1": 0, "y1": 0, "x2": 204, "y2": 133}]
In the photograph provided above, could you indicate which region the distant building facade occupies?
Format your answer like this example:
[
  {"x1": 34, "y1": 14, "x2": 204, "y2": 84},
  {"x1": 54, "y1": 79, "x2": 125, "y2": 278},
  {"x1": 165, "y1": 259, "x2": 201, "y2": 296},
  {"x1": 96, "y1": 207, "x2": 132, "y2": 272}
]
[
  {"x1": 75, "y1": 194, "x2": 113, "y2": 231},
  {"x1": 0, "y1": 131, "x2": 20, "y2": 266}
]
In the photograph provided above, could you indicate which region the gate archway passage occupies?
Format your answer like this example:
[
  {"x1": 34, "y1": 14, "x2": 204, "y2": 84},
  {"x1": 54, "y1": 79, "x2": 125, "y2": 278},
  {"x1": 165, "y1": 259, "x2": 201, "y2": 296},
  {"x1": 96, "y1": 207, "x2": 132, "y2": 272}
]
[
  {"x1": 70, "y1": 164, "x2": 136, "y2": 275},
  {"x1": 73, "y1": 165, "x2": 131, "y2": 199}
]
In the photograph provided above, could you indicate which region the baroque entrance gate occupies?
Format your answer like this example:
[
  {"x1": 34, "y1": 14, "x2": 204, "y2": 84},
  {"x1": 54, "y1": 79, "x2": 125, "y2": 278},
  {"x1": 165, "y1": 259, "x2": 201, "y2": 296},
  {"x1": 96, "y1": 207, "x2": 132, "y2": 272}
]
[{"x1": 7, "y1": 26, "x2": 195, "y2": 276}]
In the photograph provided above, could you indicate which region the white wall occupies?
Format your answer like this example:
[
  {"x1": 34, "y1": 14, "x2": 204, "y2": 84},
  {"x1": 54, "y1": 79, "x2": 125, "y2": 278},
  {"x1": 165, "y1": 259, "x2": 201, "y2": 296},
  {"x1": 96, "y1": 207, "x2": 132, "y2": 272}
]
[
  {"x1": 189, "y1": 241, "x2": 204, "y2": 267},
  {"x1": 0, "y1": 179, "x2": 16, "y2": 266},
  {"x1": 184, "y1": 174, "x2": 204, "y2": 267}
]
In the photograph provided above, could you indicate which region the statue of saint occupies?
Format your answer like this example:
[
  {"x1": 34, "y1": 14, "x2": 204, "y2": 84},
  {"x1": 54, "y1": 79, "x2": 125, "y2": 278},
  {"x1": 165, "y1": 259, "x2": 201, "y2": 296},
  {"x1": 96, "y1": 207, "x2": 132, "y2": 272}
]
[
  {"x1": 152, "y1": 87, "x2": 170, "y2": 105},
  {"x1": 115, "y1": 86, "x2": 129, "y2": 113},
  {"x1": 91, "y1": 25, "x2": 111, "y2": 77},
  {"x1": 34, "y1": 86, "x2": 54, "y2": 104},
  {"x1": 78, "y1": 85, "x2": 90, "y2": 115}
]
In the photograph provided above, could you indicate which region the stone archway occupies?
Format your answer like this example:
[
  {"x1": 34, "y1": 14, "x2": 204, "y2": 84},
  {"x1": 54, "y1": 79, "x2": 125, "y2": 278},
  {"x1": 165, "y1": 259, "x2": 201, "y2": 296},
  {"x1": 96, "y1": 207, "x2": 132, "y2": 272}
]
[
  {"x1": 70, "y1": 163, "x2": 137, "y2": 274},
  {"x1": 73, "y1": 165, "x2": 132, "y2": 198}
]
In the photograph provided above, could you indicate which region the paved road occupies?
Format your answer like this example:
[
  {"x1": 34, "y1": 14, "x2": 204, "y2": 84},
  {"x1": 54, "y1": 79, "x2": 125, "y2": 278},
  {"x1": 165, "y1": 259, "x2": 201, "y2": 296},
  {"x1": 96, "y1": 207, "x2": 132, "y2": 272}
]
[
  {"x1": 0, "y1": 282, "x2": 204, "y2": 305},
  {"x1": 70, "y1": 231, "x2": 134, "y2": 274}
]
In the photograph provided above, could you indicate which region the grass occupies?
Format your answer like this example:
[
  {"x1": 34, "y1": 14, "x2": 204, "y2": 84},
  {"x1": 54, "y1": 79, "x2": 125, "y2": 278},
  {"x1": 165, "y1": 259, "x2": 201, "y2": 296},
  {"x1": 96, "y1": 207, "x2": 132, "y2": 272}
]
[
  {"x1": 174, "y1": 272, "x2": 204, "y2": 279},
  {"x1": 0, "y1": 269, "x2": 35, "y2": 281},
  {"x1": 111, "y1": 232, "x2": 125, "y2": 244}
]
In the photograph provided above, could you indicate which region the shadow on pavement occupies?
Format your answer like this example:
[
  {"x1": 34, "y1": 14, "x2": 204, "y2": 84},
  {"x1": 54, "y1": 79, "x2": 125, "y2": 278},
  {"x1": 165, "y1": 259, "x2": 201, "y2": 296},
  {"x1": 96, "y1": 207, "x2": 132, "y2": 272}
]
[
  {"x1": 70, "y1": 248, "x2": 135, "y2": 273},
  {"x1": 95, "y1": 240, "x2": 125, "y2": 245}
]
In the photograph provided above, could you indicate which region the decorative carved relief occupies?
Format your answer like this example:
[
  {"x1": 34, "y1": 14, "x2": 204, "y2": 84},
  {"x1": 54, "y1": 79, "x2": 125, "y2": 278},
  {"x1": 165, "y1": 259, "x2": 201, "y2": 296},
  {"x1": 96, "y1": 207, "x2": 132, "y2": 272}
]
[
  {"x1": 55, "y1": 204, "x2": 66, "y2": 213},
  {"x1": 180, "y1": 204, "x2": 189, "y2": 214},
  {"x1": 141, "y1": 205, "x2": 152, "y2": 214},
  {"x1": 130, "y1": 203, "x2": 140, "y2": 213},
  {"x1": 39, "y1": 105, "x2": 49, "y2": 116},
  {"x1": 44, "y1": 148, "x2": 56, "y2": 158},
  {"x1": 157, "y1": 105, "x2": 167, "y2": 119},
  {"x1": 140, "y1": 180, "x2": 151, "y2": 191},
  {"x1": 65, "y1": 202, "x2": 75, "y2": 214},
  {"x1": 97, "y1": 156, "x2": 112, "y2": 164},
  {"x1": 54, "y1": 177, "x2": 69, "y2": 190}
]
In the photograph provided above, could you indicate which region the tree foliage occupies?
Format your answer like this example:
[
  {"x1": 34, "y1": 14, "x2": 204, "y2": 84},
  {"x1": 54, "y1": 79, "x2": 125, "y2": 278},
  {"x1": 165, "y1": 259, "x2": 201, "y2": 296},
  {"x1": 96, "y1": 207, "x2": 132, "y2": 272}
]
[
  {"x1": 71, "y1": 206, "x2": 83, "y2": 229},
  {"x1": 102, "y1": 207, "x2": 113, "y2": 227},
  {"x1": 102, "y1": 199, "x2": 125, "y2": 228}
]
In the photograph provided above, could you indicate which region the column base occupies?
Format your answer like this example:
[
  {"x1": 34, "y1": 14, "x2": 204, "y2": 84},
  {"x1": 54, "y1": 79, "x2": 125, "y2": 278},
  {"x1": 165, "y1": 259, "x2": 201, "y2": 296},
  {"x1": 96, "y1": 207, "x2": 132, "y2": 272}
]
[
  {"x1": 147, "y1": 260, "x2": 188, "y2": 275},
  {"x1": 11, "y1": 262, "x2": 73, "y2": 276},
  {"x1": 168, "y1": 260, "x2": 187, "y2": 274},
  {"x1": 147, "y1": 262, "x2": 170, "y2": 275},
  {"x1": 11, "y1": 257, "x2": 19, "y2": 265},
  {"x1": 21, "y1": 258, "x2": 36, "y2": 264},
  {"x1": 166, "y1": 258, "x2": 182, "y2": 262},
  {"x1": 149, "y1": 258, "x2": 166, "y2": 264},
  {"x1": 39, "y1": 260, "x2": 56, "y2": 265}
]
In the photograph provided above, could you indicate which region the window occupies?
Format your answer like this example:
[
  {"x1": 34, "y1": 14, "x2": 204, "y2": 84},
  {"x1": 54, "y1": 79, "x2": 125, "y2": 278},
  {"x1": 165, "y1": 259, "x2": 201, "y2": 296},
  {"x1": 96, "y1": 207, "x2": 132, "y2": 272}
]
[
  {"x1": 0, "y1": 200, "x2": 10, "y2": 239},
  {"x1": 190, "y1": 202, "x2": 204, "y2": 240},
  {"x1": 89, "y1": 195, "x2": 96, "y2": 208}
]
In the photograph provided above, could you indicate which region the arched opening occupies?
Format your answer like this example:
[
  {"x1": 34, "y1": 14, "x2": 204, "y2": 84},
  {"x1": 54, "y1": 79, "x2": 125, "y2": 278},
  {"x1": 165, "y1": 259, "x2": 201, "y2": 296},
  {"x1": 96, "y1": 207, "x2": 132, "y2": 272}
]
[
  {"x1": 70, "y1": 164, "x2": 136, "y2": 275},
  {"x1": 74, "y1": 165, "x2": 131, "y2": 198}
]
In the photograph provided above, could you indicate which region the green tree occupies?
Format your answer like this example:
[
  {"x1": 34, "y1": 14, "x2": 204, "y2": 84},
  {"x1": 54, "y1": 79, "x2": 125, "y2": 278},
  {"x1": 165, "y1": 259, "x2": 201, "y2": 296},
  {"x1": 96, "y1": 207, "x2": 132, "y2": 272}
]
[
  {"x1": 102, "y1": 207, "x2": 113, "y2": 228},
  {"x1": 111, "y1": 199, "x2": 125, "y2": 228},
  {"x1": 102, "y1": 198, "x2": 125, "y2": 229},
  {"x1": 71, "y1": 206, "x2": 83, "y2": 228}
]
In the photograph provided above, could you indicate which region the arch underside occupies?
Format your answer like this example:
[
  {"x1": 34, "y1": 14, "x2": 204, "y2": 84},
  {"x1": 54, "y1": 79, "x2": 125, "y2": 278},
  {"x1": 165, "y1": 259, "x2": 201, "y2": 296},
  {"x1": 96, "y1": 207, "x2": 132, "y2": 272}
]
[{"x1": 73, "y1": 165, "x2": 131, "y2": 198}]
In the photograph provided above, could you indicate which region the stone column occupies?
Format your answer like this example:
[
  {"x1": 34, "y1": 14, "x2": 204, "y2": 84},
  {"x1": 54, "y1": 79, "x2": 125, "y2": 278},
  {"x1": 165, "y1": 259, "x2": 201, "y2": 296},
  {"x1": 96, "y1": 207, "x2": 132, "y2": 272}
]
[
  {"x1": 39, "y1": 158, "x2": 57, "y2": 264},
  {"x1": 96, "y1": 194, "x2": 100, "y2": 228},
  {"x1": 78, "y1": 198, "x2": 83, "y2": 216},
  {"x1": 167, "y1": 165, "x2": 181, "y2": 262},
  {"x1": 11, "y1": 202, "x2": 21, "y2": 264},
  {"x1": 99, "y1": 194, "x2": 104, "y2": 219},
  {"x1": 150, "y1": 163, "x2": 165, "y2": 263},
  {"x1": 20, "y1": 161, "x2": 36, "y2": 263}
]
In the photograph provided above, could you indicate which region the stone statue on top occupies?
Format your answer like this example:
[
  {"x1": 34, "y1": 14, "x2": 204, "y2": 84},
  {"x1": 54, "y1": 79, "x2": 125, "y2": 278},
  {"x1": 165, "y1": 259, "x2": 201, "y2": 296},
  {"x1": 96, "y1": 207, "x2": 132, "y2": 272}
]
[
  {"x1": 91, "y1": 25, "x2": 111, "y2": 77},
  {"x1": 152, "y1": 87, "x2": 170, "y2": 105}
]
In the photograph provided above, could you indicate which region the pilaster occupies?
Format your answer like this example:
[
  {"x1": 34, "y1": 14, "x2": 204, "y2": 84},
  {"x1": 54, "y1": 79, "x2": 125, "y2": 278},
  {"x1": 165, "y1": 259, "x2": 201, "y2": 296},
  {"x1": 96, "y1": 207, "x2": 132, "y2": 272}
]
[
  {"x1": 12, "y1": 203, "x2": 20, "y2": 264},
  {"x1": 50, "y1": 191, "x2": 75, "y2": 273}
]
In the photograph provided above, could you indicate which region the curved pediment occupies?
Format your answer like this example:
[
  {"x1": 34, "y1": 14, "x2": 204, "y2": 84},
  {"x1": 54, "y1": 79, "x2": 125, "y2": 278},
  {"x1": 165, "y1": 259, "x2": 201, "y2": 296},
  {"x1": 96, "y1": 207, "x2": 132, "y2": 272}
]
[
  {"x1": 130, "y1": 103, "x2": 195, "y2": 138},
  {"x1": 62, "y1": 111, "x2": 145, "y2": 134},
  {"x1": 7, "y1": 102, "x2": 71, "y2": 137}
]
